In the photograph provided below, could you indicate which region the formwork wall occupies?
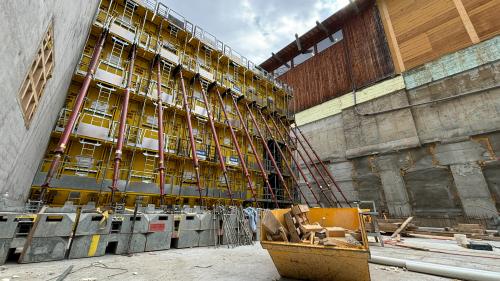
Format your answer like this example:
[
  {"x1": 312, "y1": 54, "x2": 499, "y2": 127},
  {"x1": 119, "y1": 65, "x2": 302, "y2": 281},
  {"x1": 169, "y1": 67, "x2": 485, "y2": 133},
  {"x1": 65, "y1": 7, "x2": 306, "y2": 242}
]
[
  {"x1": 28, "y1": 0, "x2": 296, "y2": 208},
  {"x1": 278, "y1": 3, "x2": 395, "y2": 112},
  {"x1": 0, "y1": 0, "x2": 100, "y2": 207}
]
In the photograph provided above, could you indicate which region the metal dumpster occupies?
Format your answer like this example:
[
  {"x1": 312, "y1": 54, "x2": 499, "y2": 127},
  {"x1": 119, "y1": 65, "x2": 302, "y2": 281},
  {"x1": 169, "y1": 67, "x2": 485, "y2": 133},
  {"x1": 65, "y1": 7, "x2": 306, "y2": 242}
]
[{"x1": 261, "y1": 208, "x2": 371, "y2": 281}]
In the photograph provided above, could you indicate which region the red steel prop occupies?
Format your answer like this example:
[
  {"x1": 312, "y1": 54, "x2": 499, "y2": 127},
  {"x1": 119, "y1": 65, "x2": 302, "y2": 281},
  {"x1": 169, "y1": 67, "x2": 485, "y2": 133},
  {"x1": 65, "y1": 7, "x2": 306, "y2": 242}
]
[
  {"x1": 245, "y1": 103, "x2": 300, "y2": 205},
  {"x1": 231, "y1": 97, "x2": 279, "y2": 208},
  {"x1": 110, "y1": 43, "x2": 137, "y2": 202},
  {"x1": 278, "y1": 117, "x2": 340, "y2": 206},
  {"x1": 294, "y1": 125, "x2": 351, "y2": 207},
  {"x1": 269, "y1": 116, "x2": 333, "y2": 207},
  {"x1": 256, "y1": 110, "x2": 319, "y2": 206},
  {"x1": 214, "y1": 89, "x2": 258, "y2": 206},
  {"x1": 40, "y1": 27, "x2": 110, "y2": 201},
  {"x1": 196, "y1": 79, "x2": 234, "y2": 204},
  {"x1": 177, "y1": 69, "x2": 203, "y2": 202}
]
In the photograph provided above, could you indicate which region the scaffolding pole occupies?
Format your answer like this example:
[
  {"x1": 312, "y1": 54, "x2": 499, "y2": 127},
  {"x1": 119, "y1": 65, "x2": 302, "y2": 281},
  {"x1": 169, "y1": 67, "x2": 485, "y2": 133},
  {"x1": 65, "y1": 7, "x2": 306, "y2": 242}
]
[
  {"x1": 40, "y1": 25, "x2": 110, "y2": 201},
  {"x1": 231, "y1": 97, "x2": 279, "y2": 208},
  {"x1": 278, "y1": 117, "x2": 341, "y2": 206},
  {"x1": 294, "y1": 125, "x2": 351, "y2": 207},
  {"x1": 270, "y1": 116, "x2": 334, "y2": 207},
  {"x1": 110, "y1": 43, "x2": 137, "y2": 203},
  {"x1": 214, "y1": 89, "x2": 258, "y2": 206},
  {"x1": 256, "y1": 109, "x2": 319, "y2": 206},
  {"x1": 245, "y1": 103, "x2": 298, "y2": 205},
  {"x1": 196, "y1": 79, "x2": 234, "y2": 205},
  {"x1": 177, "y1": 68, "x2": 203, "y2": 203}
]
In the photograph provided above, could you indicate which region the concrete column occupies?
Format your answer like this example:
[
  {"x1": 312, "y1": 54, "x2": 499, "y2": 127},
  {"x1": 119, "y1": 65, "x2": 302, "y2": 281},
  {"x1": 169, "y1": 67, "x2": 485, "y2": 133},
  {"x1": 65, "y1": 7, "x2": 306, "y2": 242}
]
[
  {"x1": 450, "y1": 162, "x2": 497, "y2": 218},
  {"x1": 376, "y1": 156, "x2": 412, "y2": 217}
]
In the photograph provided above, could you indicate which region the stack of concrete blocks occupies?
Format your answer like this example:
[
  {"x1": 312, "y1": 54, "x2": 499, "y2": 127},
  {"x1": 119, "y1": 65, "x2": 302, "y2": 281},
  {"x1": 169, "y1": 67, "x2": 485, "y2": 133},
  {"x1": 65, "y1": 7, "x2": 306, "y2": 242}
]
[
  {"x1": 171, "y1": 212, "x2": 200, "y2": 248},
  {"x1": 0, "y1": 209, "x2": 35, "y2": 265},
  {"x1": 197, "y1": 212, "x2": 219, "y2": 247},
  {"x1": 106, "y1": 212, "x2": 148, "y2": 254},
  {"x1": 68, "y1": 209, "x2": 111, "y2": 259},
  {"x1": 144, "y1": 209, "x2": 174, "y2": 251},
  {"x1": 19, "y1": 203, "x2": 76, "y2": 263}
]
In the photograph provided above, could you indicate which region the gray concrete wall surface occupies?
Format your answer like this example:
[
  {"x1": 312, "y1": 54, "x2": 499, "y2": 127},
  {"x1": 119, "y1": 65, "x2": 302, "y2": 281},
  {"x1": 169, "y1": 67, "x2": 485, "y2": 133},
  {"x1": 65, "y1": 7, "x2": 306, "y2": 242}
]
[
  {"x1": 0, "y1": 0, "x2": 99, "y2": 206},
  {"x1": 297, "y1": 56, "x2": 500, "y2": 223}
]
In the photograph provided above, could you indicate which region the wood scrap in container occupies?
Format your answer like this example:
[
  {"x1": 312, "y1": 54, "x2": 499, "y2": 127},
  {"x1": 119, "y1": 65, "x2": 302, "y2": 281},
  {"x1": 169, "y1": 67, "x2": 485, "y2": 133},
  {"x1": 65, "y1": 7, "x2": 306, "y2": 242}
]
[
  {"x1": 284, "y1": 212, "x2": 301, "y2": 243},
  {"x1": 325, "y1": 227, "x2": 345, "y2": 237},
  {"x1": 299, "y1": 223, "x2": 324, "y2": 234},
  {"x1": 262, "y1": 210, "x2": 288, "y2": 242}
]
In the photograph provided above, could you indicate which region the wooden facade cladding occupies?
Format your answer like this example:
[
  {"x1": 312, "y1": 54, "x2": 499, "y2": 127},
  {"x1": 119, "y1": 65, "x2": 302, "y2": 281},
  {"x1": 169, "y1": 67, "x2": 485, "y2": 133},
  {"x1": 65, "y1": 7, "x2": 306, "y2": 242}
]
[
  {"x1": 279, "y1": 4, "x2": 395, "y2": 112},
  {"x1": 378, "y1": 0, "x2": 500, "y2": 71}
]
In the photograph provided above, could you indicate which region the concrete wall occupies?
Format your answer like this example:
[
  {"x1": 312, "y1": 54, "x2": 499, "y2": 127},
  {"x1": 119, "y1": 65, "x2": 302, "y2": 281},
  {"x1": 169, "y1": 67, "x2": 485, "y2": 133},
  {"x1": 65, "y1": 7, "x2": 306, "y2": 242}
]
[
  {"x1": 296, "y1": 37, "x2": 500, "y2": 221},
  {"x1": 0, "y1": 0, "x2": 99, "y2": 206}
]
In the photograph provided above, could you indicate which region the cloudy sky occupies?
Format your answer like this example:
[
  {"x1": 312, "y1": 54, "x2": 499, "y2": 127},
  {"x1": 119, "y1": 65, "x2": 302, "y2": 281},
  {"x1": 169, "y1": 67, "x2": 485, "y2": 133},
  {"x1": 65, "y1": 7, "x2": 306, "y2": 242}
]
[{"x1": 160, "y1": 0, "x2": 349, "y2": 64}]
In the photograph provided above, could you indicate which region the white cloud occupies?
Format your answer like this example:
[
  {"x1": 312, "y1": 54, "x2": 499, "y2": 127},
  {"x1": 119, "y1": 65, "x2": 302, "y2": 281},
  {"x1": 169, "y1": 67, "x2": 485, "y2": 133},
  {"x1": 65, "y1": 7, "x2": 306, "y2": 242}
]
[{"x1": 160, "y1": 0, "x2": 349, "y2": 63}]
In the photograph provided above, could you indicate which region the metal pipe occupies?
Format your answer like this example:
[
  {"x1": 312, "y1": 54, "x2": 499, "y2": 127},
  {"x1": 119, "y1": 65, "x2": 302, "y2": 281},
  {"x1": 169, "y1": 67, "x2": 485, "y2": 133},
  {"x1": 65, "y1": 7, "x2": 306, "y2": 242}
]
[
  {"x1": 214, "y1": 90, "x2": 258, "y2": 206},
  {"x1": 245, "y1": 103, "x2": 296, "y2": 204},
  {"x1": 110, "y1": 43, "x2": 137, "y2": 202},
  {"x1": 232, "y1": 97, "x2": 279, "y2": 208},
  {"x1": 257, "y1": 109, "x2": 318, "y2": 206},
  {"x1": 278, "y1": 117, "x2": 340, "y2": 206},
  {"x1": 40, "y1": 27, "x2": 110, "y2": 201},
  {"x1": 369, "y1": 255, "x2": 500, "y2": 281},
  {"x1": 177, "y1": 69, "x2": 203, "y2": 202},
  {"x1": 270, "y1": 117, "x2": 332, "y2": 207},
  {"x1": 294, "y1": 125, "x2": 351, "y2": 207},
  {"x1": 155, "y1": 56, "x2": 166, "y2": 205},
  {"x1": 196, "y1": 80, "x2": 234, "y2": 205}
]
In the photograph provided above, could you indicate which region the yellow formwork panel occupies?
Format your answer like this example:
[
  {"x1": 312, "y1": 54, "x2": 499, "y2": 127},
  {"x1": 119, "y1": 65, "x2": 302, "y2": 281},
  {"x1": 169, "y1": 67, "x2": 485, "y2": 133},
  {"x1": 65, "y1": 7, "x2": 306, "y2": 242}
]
[{"x1": 32, "y1": 0, "x2": 293, "y2": 208}]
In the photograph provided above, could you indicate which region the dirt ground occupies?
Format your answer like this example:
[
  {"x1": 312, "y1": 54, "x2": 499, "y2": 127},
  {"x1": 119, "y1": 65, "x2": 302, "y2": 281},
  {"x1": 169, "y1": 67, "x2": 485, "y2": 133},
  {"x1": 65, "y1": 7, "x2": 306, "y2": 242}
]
[{"x1": 0, "y1": 238, "x2": 499, "y2": 281}]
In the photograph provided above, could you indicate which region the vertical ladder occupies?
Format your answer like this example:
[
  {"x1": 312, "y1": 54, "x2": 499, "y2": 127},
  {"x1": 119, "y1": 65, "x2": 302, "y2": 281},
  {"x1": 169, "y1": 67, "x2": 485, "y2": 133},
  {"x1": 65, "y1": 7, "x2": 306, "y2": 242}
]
[
  {"x1": 108, "y1": 37, "x2": 127, "y2": 66},
  {"x1": 90, "y1": 84, "x2": 114, "y2": 127},
  {"x1": 75, "y1": 139, "x2": 100, "y2": 176},
  {"x1": 143, "y1": 152, "x2": 157, "y2": 183},
  {"x1": 122, "y1": 0, "x2": 136, "y2": 25}
]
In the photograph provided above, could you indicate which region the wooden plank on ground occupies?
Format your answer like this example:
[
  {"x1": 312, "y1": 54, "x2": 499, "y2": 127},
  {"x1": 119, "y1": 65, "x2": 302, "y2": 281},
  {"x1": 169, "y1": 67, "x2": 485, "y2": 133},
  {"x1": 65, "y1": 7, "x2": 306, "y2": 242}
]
[{"x1": 390, "y1": 216, "x2": 413, "y2": 238}]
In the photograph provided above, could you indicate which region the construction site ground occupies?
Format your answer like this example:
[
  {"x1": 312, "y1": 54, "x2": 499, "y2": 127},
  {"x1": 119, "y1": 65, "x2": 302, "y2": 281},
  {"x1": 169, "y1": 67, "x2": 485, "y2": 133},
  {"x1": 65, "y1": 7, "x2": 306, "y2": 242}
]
[{"x1": 0, "y1": 237, "x2": 499, "y2": 281}]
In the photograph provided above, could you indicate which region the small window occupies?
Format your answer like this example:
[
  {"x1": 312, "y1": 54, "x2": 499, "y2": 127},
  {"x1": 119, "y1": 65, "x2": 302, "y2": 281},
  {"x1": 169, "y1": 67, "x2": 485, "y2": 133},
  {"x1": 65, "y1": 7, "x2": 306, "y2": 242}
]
[{"x1": 18, "y1": 22, "x2": 54, "y2": 127}]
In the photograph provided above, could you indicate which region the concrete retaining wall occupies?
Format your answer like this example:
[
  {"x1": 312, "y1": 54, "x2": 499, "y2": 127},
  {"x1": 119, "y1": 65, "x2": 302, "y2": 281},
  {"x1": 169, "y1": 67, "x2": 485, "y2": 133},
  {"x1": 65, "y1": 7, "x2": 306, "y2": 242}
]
[{"x1": 297, "y1": 41, "x2": 500, "y2": 221}]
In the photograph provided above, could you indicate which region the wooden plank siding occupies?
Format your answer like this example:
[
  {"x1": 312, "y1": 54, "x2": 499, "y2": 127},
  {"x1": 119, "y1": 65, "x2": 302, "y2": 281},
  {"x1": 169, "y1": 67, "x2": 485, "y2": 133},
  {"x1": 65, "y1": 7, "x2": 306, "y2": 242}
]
[
  {"x1": 378, "y1": 0, "x2": 500, "y2": 71},
  {"x1": 279, "y1": 4, "x2": 395, "y2": 113},
  {"x1": 279, "y1": 42, "x2": 351, "y2": 112}
]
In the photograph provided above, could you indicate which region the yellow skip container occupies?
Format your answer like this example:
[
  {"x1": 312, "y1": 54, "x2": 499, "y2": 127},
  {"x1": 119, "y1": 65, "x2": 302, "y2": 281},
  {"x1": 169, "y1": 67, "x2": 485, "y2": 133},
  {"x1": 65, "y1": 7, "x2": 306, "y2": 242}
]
[{"x1": 261, "y1": 208, "x2": 371, "y2": 281}]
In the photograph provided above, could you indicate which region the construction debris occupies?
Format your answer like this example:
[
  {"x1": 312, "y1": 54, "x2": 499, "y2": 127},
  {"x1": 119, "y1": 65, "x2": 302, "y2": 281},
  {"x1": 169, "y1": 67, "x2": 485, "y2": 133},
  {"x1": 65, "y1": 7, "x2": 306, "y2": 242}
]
[{"x1": 262, "y1": 205, "x2": 364, "y2": 248}]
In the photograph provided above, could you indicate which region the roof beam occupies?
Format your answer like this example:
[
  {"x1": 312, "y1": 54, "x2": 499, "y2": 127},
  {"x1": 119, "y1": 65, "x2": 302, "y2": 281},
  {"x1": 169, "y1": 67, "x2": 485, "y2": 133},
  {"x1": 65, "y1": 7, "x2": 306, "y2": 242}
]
[
  {"x1": 316, "y1": 21, "x2": 335, "y2": 42},
  {"x1": 272, "y1": 52, "x2": 290, "y2": 68}
]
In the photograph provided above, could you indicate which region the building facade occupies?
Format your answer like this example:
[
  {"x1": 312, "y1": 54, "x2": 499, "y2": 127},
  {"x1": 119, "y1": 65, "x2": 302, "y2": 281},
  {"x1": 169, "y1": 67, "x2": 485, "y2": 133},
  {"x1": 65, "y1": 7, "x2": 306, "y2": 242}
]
[{"x1": 261, "y1": 0, "x2": 500, "y2": 224}]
